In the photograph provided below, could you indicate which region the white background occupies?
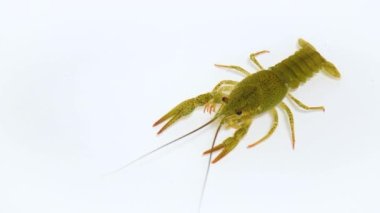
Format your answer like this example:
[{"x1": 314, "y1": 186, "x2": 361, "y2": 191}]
[{"x1": 0, "y1": 0, "x2": 379, "y2": 213}]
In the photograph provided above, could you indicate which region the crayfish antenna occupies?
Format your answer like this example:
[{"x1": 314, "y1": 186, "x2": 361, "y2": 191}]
[
  {"x1": 103, "y1": 116, "x2": 220, "y2": 176},
  {"x1": 198, "y1": 120, "x2": 223, "y2": 212}
]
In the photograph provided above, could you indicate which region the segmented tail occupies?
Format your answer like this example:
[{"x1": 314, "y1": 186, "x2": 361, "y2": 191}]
[{"x1": 270, "y1": 39, "x2": 340, "y2": 89}]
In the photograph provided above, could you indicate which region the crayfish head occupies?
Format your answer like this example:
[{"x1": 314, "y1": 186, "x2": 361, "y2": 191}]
[{"x1": 216, "y1": 85, "x2": 261, "y2": 119}]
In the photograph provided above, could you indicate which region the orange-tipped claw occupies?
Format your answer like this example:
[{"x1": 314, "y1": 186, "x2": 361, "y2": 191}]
[
  {"x1": 155, "y1": 115, "x2": 180, "y2": 135},
  {"x1": 153, "y1": 112, "x2": 178, "y2": 134},
  {"x1": 153, "y1": 98, "x2": 198, "y2": 135},
  {"x1": 203, "y1": 146, "x2": 233, "y2": 164},
  {"x1": 203, "y1": 137, "x2": 238, "y2": 164},
  {"x1": 153, "y1": 115, "x2": 170, "y2": 127},
  {"x1": 211, "y1": 149, "x2": 231, "y2": 164},
  {"x1": 203, "y1": 143, "x2": 224, "y2": 155},
  {"x1": 153, "y1": 93, "x2": 213, "y2": 134}
]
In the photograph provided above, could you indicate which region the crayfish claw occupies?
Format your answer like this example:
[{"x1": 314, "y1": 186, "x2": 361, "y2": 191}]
[
  {"x1": 153, "y1": 93, "x2": 213, "y2": 134},
  {"x1": 203, "y1": 143, "x2": 225, "y2": 155}
]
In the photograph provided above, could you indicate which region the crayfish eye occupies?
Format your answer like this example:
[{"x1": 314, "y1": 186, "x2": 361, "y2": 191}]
[
  {"x1": 222, "y1": 97, "x2": 229, "y2": 103},
  {"x1": 236, "y1": 110, "x2": 242, "y2": 115}
]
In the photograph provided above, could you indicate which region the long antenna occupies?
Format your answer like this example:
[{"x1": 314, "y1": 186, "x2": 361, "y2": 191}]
[
  {"x1": 198, "y1": 120, "x2": 223, "y2": 212},
  {"x1": 104, "y1": 117, "x2": 219, "y2": 176}
]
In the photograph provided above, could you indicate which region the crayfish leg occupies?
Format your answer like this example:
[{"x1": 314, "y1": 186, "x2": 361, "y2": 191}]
[
  {"x1": 280, "y1": 102, "x2": 296, "y2": 149},
  {"x1": 247, "y1": 109, "x2": 278, "y2": 148}
]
